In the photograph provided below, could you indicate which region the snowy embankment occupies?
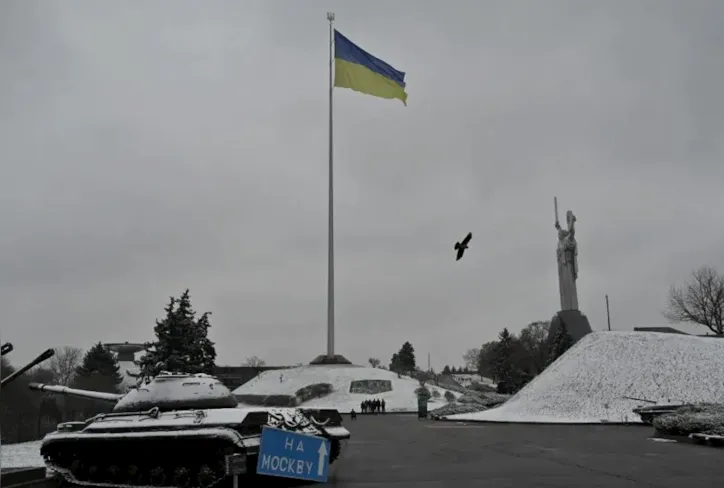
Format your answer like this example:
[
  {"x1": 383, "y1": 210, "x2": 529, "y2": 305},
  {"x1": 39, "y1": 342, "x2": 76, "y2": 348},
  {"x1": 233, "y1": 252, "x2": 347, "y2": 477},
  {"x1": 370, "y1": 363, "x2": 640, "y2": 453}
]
[
  {"x1": 653, "y1": 404, "x2": 724, "y2": 436},
  {"x1": 234, "y1": 364, "x2": 460, "y2": 413},
  {"x1": 448, "y1": 331, "x2": 724, "y2": 424},
  {"x1": 1, "y1": 440, "x2": 44, "y2": 468},
  {"x1": 451, "y1": 374, "x2": 495, "y2": 388},
  {"x1": 429, "y1": 392, "x2": 510, "y2": 418}
]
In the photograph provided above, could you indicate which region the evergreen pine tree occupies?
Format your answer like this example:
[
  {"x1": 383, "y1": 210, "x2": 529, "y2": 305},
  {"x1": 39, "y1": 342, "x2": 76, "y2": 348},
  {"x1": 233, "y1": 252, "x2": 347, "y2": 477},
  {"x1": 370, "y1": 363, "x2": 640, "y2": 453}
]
[
  {"x1": 73, "y1": 342, "x2": 123, "y2": 392},
  {"x1": 442, "y1": 365, "x2": 451, "y2": 374},
  {"x1": 137, "y1": 289, "x2": 217, "y2": 376},
  {"x1": 492, "y1": 328, "x2": 525, "y2": 389},
  {"x1": 389, "y1": 352, "x2": 400, "y2": 371},
  {"x1": 397, "y1": 341, "x2": 416, "y2": 372},
  {"x1": 547, "y1": 321, "x2": 574, "y2": 366}
]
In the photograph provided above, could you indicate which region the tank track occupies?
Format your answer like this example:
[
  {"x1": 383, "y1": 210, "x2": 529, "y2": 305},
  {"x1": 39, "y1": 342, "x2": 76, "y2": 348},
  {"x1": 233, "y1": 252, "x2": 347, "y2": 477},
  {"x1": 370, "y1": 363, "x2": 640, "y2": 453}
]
[{"x1": 44, "y1": 435, "x2": 242, "y2": 488}]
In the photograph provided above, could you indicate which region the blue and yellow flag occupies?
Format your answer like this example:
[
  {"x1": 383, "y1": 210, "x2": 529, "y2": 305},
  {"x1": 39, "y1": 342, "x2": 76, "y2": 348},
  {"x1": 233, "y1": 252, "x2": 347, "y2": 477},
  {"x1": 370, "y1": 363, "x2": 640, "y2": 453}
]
[{"x1": 334, "y1": 30, "x2": 407, "y2": 106}]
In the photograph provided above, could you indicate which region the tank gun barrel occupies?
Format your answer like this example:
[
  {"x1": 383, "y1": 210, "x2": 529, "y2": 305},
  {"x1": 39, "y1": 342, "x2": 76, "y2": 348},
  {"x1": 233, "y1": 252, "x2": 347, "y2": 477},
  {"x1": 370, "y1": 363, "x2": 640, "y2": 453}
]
[
  {"x1": 28, "y1": 382, "x2": 123, "y2": 403},
  {"x1": 1, "y1": 348, "x2": 55, "y2": 387},
  {"x1": 622, "y1": 395, "x2": 657, "y2": 404},
  {"x1": 1, "y1": 343, "x2": 13, "y2": 356}
]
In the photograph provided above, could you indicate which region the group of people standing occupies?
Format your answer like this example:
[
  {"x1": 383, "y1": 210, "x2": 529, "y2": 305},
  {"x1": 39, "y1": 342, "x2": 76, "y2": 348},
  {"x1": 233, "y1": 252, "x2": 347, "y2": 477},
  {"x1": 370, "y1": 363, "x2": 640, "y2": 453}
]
[
  {"x1": 361, "y1": 398, "x2": 385, "y2": 414},
  {"x1": 349, "y1": 398, "x2": 387, "y2": 420}
]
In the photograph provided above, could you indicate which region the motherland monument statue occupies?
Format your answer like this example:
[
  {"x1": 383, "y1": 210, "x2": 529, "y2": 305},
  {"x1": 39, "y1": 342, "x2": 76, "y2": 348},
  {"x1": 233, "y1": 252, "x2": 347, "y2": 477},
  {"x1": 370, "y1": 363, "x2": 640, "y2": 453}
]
[{"x1": 548, "y1": 197, "x2": 592, "y2": 345}]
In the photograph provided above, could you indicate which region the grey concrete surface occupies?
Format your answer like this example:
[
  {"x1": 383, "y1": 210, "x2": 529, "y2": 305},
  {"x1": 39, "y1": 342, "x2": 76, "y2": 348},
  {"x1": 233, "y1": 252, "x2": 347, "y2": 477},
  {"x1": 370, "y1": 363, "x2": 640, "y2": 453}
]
[{"x1": 313, "y1": 415, "x2": 724, "y2": 487}]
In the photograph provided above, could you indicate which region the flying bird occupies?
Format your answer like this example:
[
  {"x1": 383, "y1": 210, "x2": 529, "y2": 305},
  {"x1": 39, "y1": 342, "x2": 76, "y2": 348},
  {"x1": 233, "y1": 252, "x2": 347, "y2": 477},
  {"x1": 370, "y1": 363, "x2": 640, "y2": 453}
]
[{"x1": 454, "y1": 232, "x2": 472, "y2": 261}]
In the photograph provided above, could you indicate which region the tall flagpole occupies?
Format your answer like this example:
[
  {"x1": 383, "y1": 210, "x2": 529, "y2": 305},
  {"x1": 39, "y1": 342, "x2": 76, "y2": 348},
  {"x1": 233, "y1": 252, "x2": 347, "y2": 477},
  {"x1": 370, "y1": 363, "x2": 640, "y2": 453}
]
[{"x1": 326, "y1": 12, "x2": 336, "y2": 358}]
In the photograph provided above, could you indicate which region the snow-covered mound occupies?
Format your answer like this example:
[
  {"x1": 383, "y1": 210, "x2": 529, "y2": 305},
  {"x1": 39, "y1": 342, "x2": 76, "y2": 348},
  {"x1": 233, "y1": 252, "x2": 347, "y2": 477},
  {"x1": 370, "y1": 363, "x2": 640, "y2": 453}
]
[
  {"x1": 233, "y1": 365, "x2": 459, "y2": 413},
  {"x1": 430, "y1": 392, "x2": 509, "y2": 418},
  {"x1": 1, "y1": 440, "x2": 44, "y2": 468},
  {"x1": 448, "y1": 331, "x2": 724, "y2": 424}
]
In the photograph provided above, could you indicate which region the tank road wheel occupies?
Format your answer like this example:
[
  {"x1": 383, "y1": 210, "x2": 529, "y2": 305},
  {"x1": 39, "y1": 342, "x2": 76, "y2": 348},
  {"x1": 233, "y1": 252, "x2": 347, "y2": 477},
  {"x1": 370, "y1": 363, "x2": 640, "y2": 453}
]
[{"x1": 173, "y1": 466, "x2": 192, "y2": 488}]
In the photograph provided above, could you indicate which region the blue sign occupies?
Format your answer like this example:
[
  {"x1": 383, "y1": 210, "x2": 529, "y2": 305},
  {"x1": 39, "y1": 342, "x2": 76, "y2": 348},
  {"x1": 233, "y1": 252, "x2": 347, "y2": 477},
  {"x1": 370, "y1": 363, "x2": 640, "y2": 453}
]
[{"x1": 256, "y1": 426, "x2": 332, "y2": 482}]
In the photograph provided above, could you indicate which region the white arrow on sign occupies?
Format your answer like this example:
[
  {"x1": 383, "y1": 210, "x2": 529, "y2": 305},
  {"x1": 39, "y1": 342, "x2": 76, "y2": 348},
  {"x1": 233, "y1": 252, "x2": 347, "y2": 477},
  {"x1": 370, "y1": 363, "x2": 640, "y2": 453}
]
[{"x1": 317, "y1": 441, "x2": 328, "y2": 476}]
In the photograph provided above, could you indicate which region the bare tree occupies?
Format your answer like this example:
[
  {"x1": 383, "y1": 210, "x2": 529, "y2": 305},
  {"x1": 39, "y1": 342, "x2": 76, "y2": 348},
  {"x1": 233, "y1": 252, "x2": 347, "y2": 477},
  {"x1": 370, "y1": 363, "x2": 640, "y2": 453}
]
[
  {"x1": 368, "y1": 357, "x2": 381, "y2": 368},
  {"x1": 476, "y1": 342, "x2": 498, "y2": 379},
  {"x1": 518, "y1": 321, "x2": 551, "y2": 375},
  {"x1": 462, "y1": 348, "x2": 480, "y2": 372},
  {"x1": 664, "y1": 266, "x2": 724, "y2": 335},
  {"x1": 413, "y1": 368, "x2": 432, "y2": 387},
  {"x1": 244, "y1": 356, "x2": 266, "y2": 367},
  {"x1": 48, "y1": 346, "x2": 82, "y2": 385}
]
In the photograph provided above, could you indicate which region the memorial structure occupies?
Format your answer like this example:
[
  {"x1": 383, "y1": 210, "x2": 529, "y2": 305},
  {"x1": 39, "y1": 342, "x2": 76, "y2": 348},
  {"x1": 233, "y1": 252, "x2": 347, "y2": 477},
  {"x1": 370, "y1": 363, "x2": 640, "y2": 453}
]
[{"x1": 548, "y1": 198, "x2": 593, "y2": 344}]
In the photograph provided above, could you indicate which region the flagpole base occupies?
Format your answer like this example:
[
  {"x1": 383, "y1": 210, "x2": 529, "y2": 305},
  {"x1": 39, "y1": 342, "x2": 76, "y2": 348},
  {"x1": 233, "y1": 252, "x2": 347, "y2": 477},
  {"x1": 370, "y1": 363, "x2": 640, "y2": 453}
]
[{"x1": 309, "y1": 354, "x2": 353, "y2": 365}]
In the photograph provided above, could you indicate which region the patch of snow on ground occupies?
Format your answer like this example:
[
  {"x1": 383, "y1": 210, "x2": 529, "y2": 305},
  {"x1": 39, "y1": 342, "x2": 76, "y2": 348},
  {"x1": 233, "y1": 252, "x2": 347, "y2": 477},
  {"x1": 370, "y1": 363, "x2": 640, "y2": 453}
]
[
  {"x1": 1, "y1": 440, "x2": 44, "y2": 468},
  {"x1": 233, "y1": 365, "x2": 459, "y2": 413},
  {"x1": 448, "y1": 331, "x2": 724, "y2": 424},
  {"x1": 452, "y1": 374, "x2": 495, "y2": 388}
]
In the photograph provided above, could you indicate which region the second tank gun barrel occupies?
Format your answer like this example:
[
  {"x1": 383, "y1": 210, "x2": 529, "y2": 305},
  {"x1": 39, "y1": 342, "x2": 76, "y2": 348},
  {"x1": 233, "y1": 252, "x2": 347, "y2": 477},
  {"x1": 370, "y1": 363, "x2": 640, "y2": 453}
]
[
  {"x1": 1, "y1": 348, "x2": 55, "y2": 387},
  {"x1": 28, "y1": 383, "x2": 124, "y2": 403}
]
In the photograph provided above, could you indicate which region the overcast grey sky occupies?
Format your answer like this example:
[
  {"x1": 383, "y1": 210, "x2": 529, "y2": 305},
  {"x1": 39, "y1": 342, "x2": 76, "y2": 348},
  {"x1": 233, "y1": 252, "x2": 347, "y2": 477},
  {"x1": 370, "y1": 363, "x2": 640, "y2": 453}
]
[{"x1": 2, "y1": 1, "x2": 723, "y2": 369}]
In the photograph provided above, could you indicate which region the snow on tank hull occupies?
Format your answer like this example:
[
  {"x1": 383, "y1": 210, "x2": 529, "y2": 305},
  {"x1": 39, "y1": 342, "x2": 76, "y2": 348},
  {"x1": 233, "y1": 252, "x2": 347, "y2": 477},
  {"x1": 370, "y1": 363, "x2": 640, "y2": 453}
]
[{"x1": 40, "y1": 406, "x2": 349, "y2": 488}]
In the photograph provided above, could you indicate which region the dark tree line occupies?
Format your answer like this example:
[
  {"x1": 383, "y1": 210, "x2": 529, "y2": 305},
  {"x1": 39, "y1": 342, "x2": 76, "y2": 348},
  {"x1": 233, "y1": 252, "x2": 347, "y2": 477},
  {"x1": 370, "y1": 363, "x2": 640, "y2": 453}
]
[
  {"x1": 441, "y1": 365, "x2": 475, "y2": 374},
  {"x1": 1, "y1": 341, "x2": 123, "y2": 443},
  {"x1": 1, "y1": 289, "x2": 218, "y2": 444},
  {"x1": 466, "y1": 320, "x2": 573, "y2": 394}
]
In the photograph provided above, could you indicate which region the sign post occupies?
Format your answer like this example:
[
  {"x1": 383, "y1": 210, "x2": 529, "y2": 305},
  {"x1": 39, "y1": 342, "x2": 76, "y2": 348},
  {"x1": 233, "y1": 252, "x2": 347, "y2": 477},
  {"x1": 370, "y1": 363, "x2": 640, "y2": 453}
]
[
  {"x1": 225, "y1": 453, "x2": 247, "y2": 488},
  {"x1": 256, "y1": 427, "x2": 332, "y2": 483}
]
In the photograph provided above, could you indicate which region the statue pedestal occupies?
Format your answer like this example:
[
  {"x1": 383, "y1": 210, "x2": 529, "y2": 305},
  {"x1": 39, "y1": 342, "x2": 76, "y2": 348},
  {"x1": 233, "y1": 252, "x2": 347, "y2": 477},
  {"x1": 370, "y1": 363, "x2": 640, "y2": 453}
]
[
  {"x1": 548, "y1": 309, "x2": 593, "y2": 345},
  {"x1": 309, "y1": 354, "x2": 352, "y2": 365}
]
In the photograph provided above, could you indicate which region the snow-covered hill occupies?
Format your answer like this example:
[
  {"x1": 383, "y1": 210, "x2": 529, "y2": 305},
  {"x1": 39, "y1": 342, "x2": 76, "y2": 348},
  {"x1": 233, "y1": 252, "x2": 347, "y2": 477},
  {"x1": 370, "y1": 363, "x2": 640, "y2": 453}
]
[
  {"x1": 448, "y1": 331, "x2": 724, "y2": 424},
  {"x1": 234, "y1": 364, "x2": 459, "y2": 413}
]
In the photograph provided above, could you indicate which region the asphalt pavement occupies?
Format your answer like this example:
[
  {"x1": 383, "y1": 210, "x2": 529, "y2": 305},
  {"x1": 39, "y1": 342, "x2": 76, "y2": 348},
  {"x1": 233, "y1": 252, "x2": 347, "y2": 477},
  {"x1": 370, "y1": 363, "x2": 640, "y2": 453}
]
[{"x1": 310, "y1": 414, "x2": 724, "y2": 487}]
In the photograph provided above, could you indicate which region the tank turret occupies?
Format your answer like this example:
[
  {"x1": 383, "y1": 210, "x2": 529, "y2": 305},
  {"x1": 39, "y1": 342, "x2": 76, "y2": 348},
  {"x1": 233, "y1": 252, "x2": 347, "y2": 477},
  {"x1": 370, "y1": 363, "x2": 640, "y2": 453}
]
[
  {"x1": 1, "y1": 348, "x2": 54, "y2": 387},
  {"x1": 1, "y1": 342, "x2": 13, "y2": 356},
  {"x1": 28, "y1": 370, "x2": 350, "y2": 487},
  {"x1": 30, "y1": 371, "x2": 239, "y2": 412}
]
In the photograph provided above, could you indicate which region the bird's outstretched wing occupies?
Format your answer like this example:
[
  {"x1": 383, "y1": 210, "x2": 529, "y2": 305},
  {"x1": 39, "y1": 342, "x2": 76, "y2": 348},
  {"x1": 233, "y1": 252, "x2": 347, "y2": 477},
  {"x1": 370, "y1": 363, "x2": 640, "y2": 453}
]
[
  {"x1": 462, "y1": 232, "x2": 472, "y2": 246},
  {"x1": 456, "y1": 247, "x2": 465, "y2": 261}
]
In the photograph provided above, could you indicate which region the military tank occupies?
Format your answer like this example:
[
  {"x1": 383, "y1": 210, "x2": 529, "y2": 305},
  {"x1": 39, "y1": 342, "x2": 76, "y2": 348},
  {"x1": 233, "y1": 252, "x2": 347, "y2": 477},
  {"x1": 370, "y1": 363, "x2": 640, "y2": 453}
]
[
  {"x1": 29, "y1": 371, "x2": 350, "y2": 487},
  {"x1": 632, "y1": 403, "x2": 690, "y2": 425}
]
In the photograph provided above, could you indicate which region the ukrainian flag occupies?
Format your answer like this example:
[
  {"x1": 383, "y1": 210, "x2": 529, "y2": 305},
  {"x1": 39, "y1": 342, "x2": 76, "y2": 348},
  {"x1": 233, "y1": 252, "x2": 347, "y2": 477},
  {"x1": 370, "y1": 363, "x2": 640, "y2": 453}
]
[{"x1": 334, "y1": 30, "x2": 408, "y2": 106}]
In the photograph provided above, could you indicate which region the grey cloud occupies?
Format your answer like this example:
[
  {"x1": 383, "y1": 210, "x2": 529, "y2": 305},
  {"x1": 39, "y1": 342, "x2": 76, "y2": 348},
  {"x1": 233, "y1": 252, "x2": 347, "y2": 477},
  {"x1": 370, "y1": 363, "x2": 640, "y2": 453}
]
[{"x1": 1, "y1": 0, "x2": 724, "y2": 369}]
